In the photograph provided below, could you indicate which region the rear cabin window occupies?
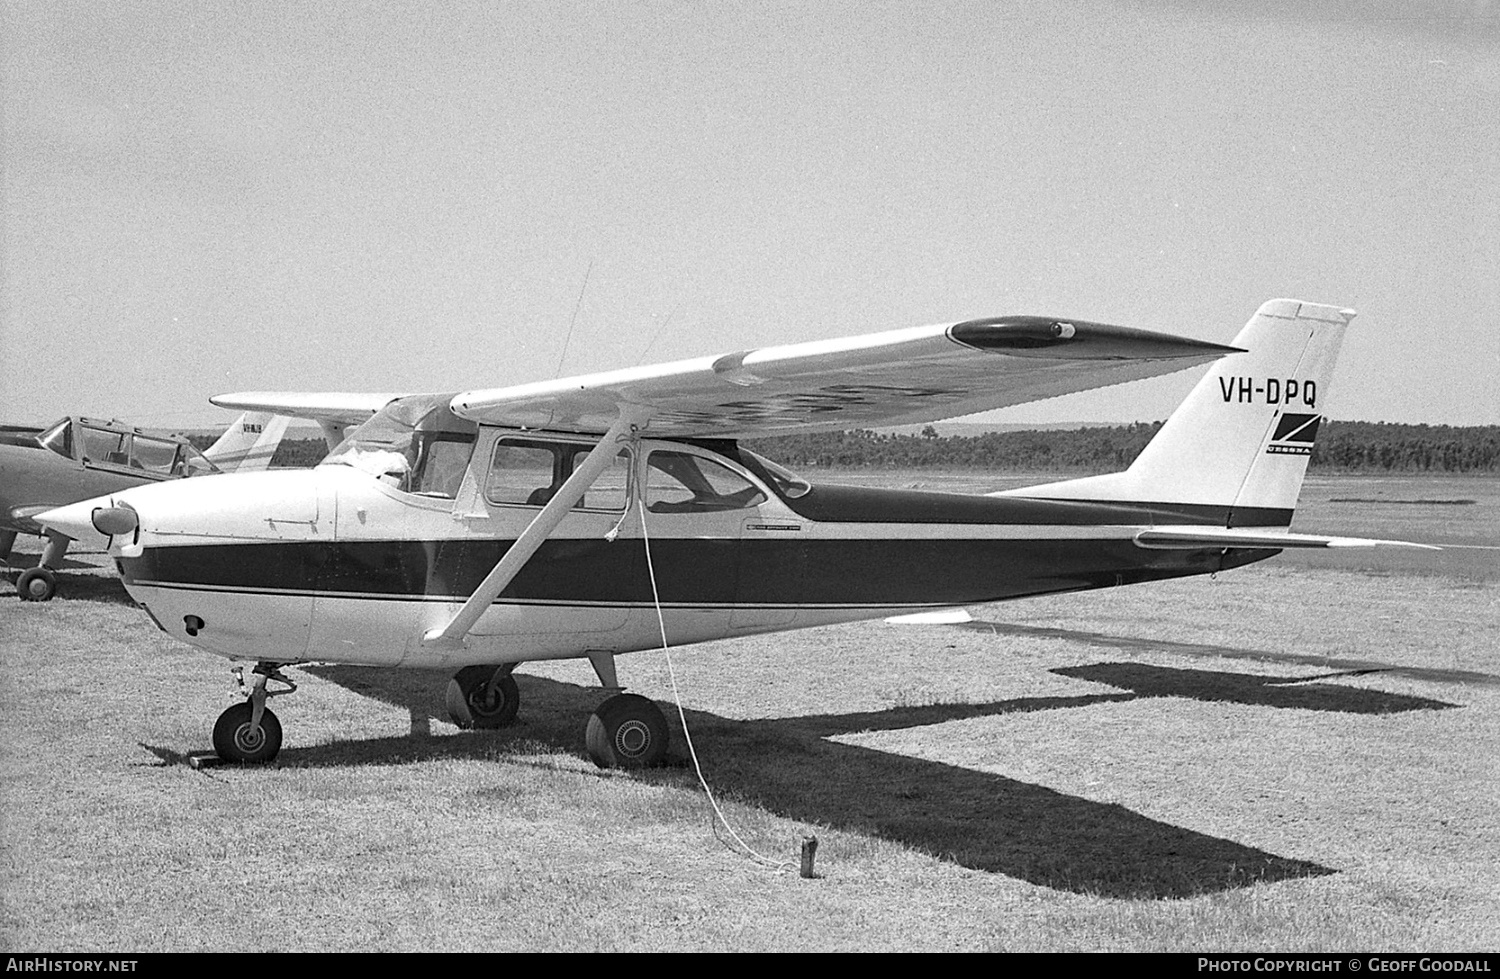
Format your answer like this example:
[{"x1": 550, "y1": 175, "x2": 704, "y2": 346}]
[
  {"x1": 645, "y1": 451, "x2": 766, "y2": 513},
  {"x1": 486, "y1": 438, "x2": 631, "y2": 511},
  {"x1": 131, "y1": 435, "x2": 182, "y2": 475}
]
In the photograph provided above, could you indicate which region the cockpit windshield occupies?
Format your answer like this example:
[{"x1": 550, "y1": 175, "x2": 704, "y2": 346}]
[
  {"x1": 37, "y1": 418, "x2": 73, "y2": 460},
  {"x1": 321, "y1": 394, "x2": 478, "y2": 498}
]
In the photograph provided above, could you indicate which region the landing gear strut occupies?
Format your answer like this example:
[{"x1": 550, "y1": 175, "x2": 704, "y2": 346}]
[
  {"x1": 445, "y1": 658, "x2": 670, "y2": 770},
  {"x1": 446, "y1": 664, "x2": 520, "y2": 729},
  {"x1": 213, "y1": 663, "x2": 295, "y2": 764},
  {"x1": 15, "y1": 531, "x2": 69, "y2": 602}
]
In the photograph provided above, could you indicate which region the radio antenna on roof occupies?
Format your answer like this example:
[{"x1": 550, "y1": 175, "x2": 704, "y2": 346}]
[{"x1": 553, "y1": 260, "x2": 593, "y2": 379}]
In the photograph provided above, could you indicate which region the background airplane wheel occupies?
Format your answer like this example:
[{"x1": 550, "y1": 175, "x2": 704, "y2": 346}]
[
  {"x1": 446, "y1": 666, "x2": 520, "y2": 729},
  {"x1": 16, "y1": 567, "x2": 57, "y2": 602},
  {"x1": 586, "y1": 693, "x2": 668, "y2": 769},
  {"x1": 212, "y1": 702, "x2": 283, "y2": 764}
]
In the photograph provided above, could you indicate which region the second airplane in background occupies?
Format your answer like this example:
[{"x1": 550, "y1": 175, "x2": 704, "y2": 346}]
[{"x1": 1, "y1": 412, "x2": 290, "y2": 600}]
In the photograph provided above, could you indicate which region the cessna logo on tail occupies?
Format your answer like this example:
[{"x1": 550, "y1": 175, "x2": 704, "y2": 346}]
[
  {"x1": 1266, "y1": 412, "x2": 1321, "y2": 455},
  {"x1": 1219, "y1": 376, "x2": 1317, "y2": 407}
]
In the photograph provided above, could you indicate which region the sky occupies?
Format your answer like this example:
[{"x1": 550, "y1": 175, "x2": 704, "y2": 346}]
[{"x1": 2, "y1": 0, "x2": 1498, "y2": 431}]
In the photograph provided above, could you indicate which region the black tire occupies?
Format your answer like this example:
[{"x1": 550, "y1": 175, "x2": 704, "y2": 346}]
[
  {"x1": 212, "y1": 702, "x2": 283, "y2": 764},
  {"x1": 586, "y1": 693, "x2": 668, "y2": 769},
  {"x1": 446, "y1": 666, "x2": 520, "y2": 729},
  {"x1": 17, "y1": 567, "x2": 57, "y2": 602}
]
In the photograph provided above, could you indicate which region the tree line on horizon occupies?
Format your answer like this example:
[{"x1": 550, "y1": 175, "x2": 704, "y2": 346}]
[
  {"x1": 203, "y1": 419, "x2": 1499, "y2": 474},
  {"x1": 744, "y1": 421, "x2": 1500, "y2": 474}
]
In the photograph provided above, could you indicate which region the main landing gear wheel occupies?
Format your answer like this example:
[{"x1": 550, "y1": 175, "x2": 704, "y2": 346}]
[
  {"x1": 16, "y1": 567, "x2": 58, "y2": 602},
  {"x1": 446, "y1": 666, "x2": 520, "y2": 729},
  {"x1": 586, "y1": 693, "x2": 668, "y2": 770},
  {"x1": 212, "y1": 702, "x2": 283, "y2": 764}
]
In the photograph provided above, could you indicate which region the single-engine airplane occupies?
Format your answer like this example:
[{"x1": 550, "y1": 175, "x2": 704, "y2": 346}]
[
  {"x1": 2, "y1": 412, "x2": 293, "y2": 601},
  {"x1": 38, "y1": 299, "x2": 1432, "y2": 767}
]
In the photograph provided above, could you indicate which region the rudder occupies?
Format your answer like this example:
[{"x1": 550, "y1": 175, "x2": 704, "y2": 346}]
[
  {"x1": 202, "y1": 412, "x2": 292, "y2": 472},
  {"x1": 1000, "y1": 299, "x2": 1354, "y2": 526}
]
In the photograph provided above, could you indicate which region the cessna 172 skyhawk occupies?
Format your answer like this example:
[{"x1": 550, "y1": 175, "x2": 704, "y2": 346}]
[{"x1": 38, "y1": 299, "x2": 1429, "y2": 768}]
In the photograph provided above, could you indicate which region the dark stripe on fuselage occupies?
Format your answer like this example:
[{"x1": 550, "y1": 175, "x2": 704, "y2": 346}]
[
  {"x1": 725, "y1": 444, "x2": 1292, "y2": 528},
  {"x1": 1042, "y1": 500, "x2": 1295, "y2": 529},
  {"x1": 767, "y1": 485, "x2": 1293, "y2": 529},
  {"x1": 119, "y1": 536, "x2": 1277, "y2": 608}
]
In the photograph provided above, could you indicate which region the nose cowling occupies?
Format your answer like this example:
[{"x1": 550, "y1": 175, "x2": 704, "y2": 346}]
[
  {"x1": 35, "y1": 495, "x2": 129, "y2": 545},
  {"x1": 38, "y1": 468, "x2": 331, "y2": 549}
]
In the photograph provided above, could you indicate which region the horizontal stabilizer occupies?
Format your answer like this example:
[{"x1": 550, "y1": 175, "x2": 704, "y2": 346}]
[
  {"x1": 1134, "y1": 527, "x2": 1440, "y2": 551},
  {"x1": 885, "y1": 609, "x2": 974, "y2": 624}
]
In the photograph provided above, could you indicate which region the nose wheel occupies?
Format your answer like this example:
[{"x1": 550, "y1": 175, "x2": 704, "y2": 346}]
[
  {"x1": 213, "y1": 663, "x2": 296, "y2": 764},
  {"x1": 213, "y1": 702, "x2": 283, "y2": 764}
]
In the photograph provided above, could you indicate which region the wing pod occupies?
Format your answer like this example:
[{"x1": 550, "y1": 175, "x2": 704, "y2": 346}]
[{"x1": 948, "y1": 316, "x2": 1242, "y2": 360}]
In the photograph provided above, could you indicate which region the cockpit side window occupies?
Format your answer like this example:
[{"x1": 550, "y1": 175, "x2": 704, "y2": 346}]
[
  {"x1": 486, "y1": 440, "x2": 559, "y2": 505},
  {"x1": 80, "y1": 426, "x2": 129, "y2": 467},
  {"x1": 486, "y1": 437, "x2": 631, "y2": 511},
  {"x1": 645, "y1": 451, "x2": 767, "y2": 513},
  {"x1": 409, "y1": 432, "x2": 474, "y2": 498}
]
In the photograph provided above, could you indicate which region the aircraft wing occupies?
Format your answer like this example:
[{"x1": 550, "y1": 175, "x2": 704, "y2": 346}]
[
  {"x1": 209, "y1": 392, "x2": 404, "y2": 426},
  {"x1": 210, "y1": 391, "x2": 408, "y2": 453},
  {"x1": 1134, "y1": 527, "x2": 1442, "y2": 550},
  {"x1": 449, "y1": 316, "x2": 1243, "y2": 437}
]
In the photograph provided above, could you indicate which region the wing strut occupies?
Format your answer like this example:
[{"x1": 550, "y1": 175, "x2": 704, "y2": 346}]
[{"x1": 422, "y1": 406, "x2": 652, "y2": 647}]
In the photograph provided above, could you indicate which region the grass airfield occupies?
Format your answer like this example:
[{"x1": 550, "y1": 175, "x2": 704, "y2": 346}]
[{"x1": 1, "y1": 472, "x2": 1496, "y2": 952}]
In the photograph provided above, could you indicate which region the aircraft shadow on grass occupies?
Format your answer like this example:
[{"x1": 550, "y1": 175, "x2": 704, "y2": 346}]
[
  {"x1": 241, "y1": 654, "x2": 1446, "y2": 901},
  {"x1": 960, "y1": 618, "x2": 1498, "y2": 690}
]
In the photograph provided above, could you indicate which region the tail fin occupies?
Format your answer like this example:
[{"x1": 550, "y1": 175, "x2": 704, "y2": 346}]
[
  {"x1": 1001, "y1": 299, "x2": 1354, "y2": 527},
  {"x1": 202, "y1": 412, "x2": 292, "y2": 472}
]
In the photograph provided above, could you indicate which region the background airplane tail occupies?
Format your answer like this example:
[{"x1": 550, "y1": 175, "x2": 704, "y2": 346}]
[
  {"x1": 202, "y1": 412, "x2": 291, "y2": 472},
  {"x1": 1000, "y1": 299, "x2": 1354, "y2": 527}
]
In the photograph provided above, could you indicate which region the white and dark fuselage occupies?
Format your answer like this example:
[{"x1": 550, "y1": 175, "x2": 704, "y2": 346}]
[
  {"x1": 106, "y1": 427, "x2": 1274, "y2": 672},
  {"x1": 36, "y1": 299, "x2": 1403, "y2": 768}
]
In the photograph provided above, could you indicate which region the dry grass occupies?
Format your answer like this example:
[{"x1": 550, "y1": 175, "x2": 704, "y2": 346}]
[{"x1": 1, "y1": 472, "x2": 1497, "y2": 952}]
